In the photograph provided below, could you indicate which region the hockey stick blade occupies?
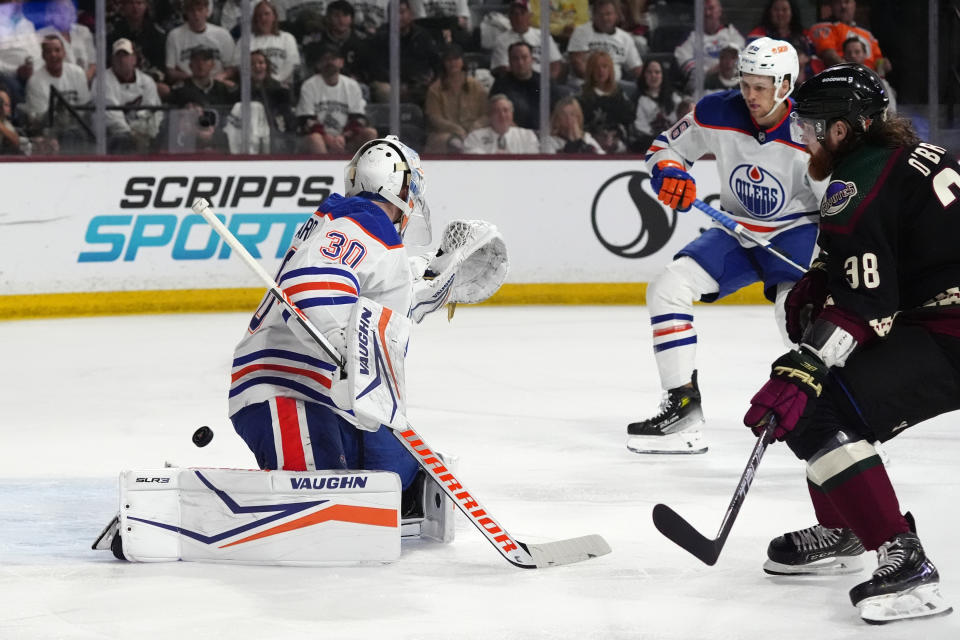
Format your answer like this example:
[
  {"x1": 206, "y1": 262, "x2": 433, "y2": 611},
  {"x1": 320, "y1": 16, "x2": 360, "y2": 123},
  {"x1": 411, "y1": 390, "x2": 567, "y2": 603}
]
[
  {"x1": 651, "y1": 503, "x2": 721, "y2": 565},
  {"x1": 651, "y1": 418, "x2": 777, "y2": 566},
  {"x1": 523, "y1": 535, "x2": 612, "y2": 568},
  {"x1": 396, "y1": 425, "x2": 611, "y2": 569}
]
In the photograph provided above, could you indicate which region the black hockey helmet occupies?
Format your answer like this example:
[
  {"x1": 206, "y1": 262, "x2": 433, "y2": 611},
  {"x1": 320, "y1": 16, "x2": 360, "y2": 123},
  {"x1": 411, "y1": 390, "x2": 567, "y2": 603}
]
[{"x1": 791, "y1": 63, "x2": 888, "y2": 141}]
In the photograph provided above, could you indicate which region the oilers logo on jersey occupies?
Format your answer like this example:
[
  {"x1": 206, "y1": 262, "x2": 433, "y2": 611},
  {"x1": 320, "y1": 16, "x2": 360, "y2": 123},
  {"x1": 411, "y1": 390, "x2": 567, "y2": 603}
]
[
  {"x1": 729, "y1": 164, "x2": 785, "y2": 219},
  {"x1": 821, "y1": 180, "x2": 858, "y2": 216}
]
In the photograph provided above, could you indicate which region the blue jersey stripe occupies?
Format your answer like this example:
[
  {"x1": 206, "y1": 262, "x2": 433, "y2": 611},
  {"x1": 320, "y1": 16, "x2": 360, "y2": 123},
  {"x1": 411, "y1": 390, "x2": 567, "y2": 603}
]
[
  {"x1": 650, "y1": 313, "x2": 694, "y2": 324},
  {"x1": 279, "y1": 266, "x2": 360, "y2": 292},
  {"x1": 229, "y1": 375, "x2": 338, "y2": 407},
  {"x1": 653, "y1": 336, "x2": 698, "y2": 352},
  {"x1": 297, "y1": 296, "x2": 358, "y2": 309},
  {"x1": 232, "y1": 348, "x2": 336, "y2": 370}
]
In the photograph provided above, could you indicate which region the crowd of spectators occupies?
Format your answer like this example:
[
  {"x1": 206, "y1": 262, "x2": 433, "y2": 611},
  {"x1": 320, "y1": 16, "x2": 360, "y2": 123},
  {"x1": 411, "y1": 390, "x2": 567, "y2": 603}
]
[{"x1": 0, "y1": 0, "x2": 898, "y2": 157}]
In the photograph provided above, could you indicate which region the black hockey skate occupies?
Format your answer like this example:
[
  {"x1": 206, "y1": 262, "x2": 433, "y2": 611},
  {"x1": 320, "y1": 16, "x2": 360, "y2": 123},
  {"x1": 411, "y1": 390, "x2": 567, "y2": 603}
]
[
  {"x1": 626, "y1": 371, "x2": 705, "y2": 454},
  {"x1": 849, "y1": 532, "x2": 952, "y2": 624},
  {"x1": 764, "y1": 524, "x2": 865, "y2": 575}
]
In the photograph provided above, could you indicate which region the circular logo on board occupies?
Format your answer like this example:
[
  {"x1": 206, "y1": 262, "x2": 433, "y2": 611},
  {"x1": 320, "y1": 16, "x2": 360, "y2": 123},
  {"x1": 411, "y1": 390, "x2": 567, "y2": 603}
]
[
  {"x1": 591, "y1": 171, "x2": 678, "y2": 259},
  {"x1": 728, "y1": 164, "x2": 785, "y2": 219}
]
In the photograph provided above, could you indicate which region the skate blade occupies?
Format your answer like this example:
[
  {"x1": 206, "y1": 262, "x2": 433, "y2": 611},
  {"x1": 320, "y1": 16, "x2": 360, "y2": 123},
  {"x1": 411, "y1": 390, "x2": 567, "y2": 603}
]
[
  {"x1": 626, "y1": 431, "x2": 707, "y2": 455},
  {"x1": 763, "y1": 554, "x2": 864, "y2": 576},
  {"x1": 857, "y1": 584, "x2": 953, "y2": 624}
]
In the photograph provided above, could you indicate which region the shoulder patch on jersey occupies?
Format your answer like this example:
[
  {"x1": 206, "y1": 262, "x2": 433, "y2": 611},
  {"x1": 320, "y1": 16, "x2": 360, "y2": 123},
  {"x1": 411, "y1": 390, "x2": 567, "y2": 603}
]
[
  {"x1": 729, "y1": 164, "x2": 786, "y2": 219},
  {"x1": 821, "y1": 180, "x2": 858, "y2": 216}
]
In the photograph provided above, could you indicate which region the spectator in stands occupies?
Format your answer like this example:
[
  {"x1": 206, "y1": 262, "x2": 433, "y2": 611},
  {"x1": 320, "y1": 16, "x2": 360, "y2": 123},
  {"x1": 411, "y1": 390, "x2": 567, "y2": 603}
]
[
  {"x1": 244, "y1": 49, "x2": 296, "y2": 151},
  {"x1": 103, "y1": 38, "x2": 163, "y2": 153},
  {"x1": 302, "y1": 0, "x2": 366, "y2": 81},
  {"x1": 0, "y1": 87, "x2": 28, "y2": 154},
  {"x1": 621, "y1": 0, "x2": 651, "y2": 40},
  {"x1": 567, "y1": 0, "x2": 642, "y2": 87},
  {"x1": 109, "y1": 0, "x2": 169, "y2": 98},
  {"x1": 842, "y1": 36, "x2": 896, "y2": 113},
  {"x1": 674, "y1": 0, "x2": 744, "y2": 92},
  {"x1": 578, "y1": 50, "x2": 632, "y2": 153},
  {"x1": 164, "y1": 47, "x2": 234, "y2": 153},
  {"x1": 790, "y1": 34, "x2": 824, "y2": 85},
  {"x1": 165, "y1": 0, "x2": 236, "y2": 85},
  {"x1": 543, "y1": 95, "x2": 602, "y2": 154},
  {"x1": 491, "y1": 0, "x2": 563, "y2": 81},
  {"x1": 23, "y1": 35, "x2": 91, "y2": 153},
  {"x1": 810, "y1": 0, "x2": 889, "y2": 75},
  {"x1": 166, "y1": 46, "x2": 235, "y2": 110},
  {"x1": 704, "y1": 44, "x2": 739, "y2": 94},
  {"x1": 747, "y1": 0, "x2": 808, "y2": 44},
  {"x1": 530, "y1": 0, "x2": 589, "y2": 48},
  {"x1": 424, "y1": 43, "x2": 488, "y2": 154},
  {"x1": 0, "y1": 0, "x2": 41, "y2": 101},
  {"x1": 296, "y1": 42, "x2": 376, "y2": 154},
  {"x1": 464, "y1": 94, "x2": 538, "y2": 154},
  {"x1": 353, "y1": 0, "x2": 389, "y2": 36},
  {"x1": 231, "y1": 0, "x2": 300, "y2": 86},
  {"x1": 37, "y1": 0, "x2": 96, "y2": 84},
  {"x1": 632, "y1": 58, "x2": 680, "y2": 149},
  {"x1": 411, "y1": 0, "x2": 469, "y2": 48},
  {"x1": 273, "y1": 0, "x2": 327, "y2": 41},
  {"x1": 366, "y1": 0, "x2": 439, "y2": 105},
  {"x1": 489, "y1": 41, "x2": 543, "y2": 131}
]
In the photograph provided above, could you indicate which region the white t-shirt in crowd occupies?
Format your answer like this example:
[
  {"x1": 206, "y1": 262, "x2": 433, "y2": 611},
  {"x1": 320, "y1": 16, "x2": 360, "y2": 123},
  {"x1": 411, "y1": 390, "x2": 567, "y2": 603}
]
[
  {"x1": 24, "y1": 61, "x2": 90, "y2": 120},
  {"x1": 674, "y1": 25, "x2": 745, "y2": 75},
  {"x1": 103, "y1": 67, "x2": 162, "y2": 137},
  {"x1": 296, "y1": 73, "x2": 367, "y2": 135},
  {"x1": 0, "y1": 12, "x2": 41, "y2": 75},
  {"x1": 165, "y1": 23, "x2": 236, "y2": 76},
  {"x1": 464, "y1": 125, "x2": 539, "y2": 154},
  {"x1": 352, "y1": 0, "x2": 390, "y2": 31},
  {"x1": 233, "y1": 31, "x2": 301, "y2": 85},
  {"x1": 566, "y1": 22, "x2": 642, "y2": 82},
  {"x1": 491, "y1": 27, "x2": 561, "y2": 74}
]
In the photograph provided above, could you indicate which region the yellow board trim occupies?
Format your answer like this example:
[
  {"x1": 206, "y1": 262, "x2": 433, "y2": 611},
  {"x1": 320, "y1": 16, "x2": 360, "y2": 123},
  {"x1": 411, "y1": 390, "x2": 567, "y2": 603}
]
[{"x1": 0, "y1": 282, "x2": 769, "y2": 320}]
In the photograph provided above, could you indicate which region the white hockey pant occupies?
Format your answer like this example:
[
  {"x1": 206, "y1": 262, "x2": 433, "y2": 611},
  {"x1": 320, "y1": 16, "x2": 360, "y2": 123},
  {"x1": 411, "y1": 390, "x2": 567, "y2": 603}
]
[
  {"x1": 773, "y1": 281, "x2": 793, "y2": 348},
  {"x1": 646, "y1": 257, "x2": 719, "y2": 390}
]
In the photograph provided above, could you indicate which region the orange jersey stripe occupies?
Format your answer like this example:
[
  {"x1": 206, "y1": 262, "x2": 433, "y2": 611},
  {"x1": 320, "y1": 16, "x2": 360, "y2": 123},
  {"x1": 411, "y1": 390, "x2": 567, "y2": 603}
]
[
  {"x1": 284, "y1": 281, "x2": 358, "y2": 297},
  {"x1": 232, "y1": 363, "x2": 332, "y2": 388},
  {"x1": 653, "y1": 324, "x2": 693, "y2": 337}
]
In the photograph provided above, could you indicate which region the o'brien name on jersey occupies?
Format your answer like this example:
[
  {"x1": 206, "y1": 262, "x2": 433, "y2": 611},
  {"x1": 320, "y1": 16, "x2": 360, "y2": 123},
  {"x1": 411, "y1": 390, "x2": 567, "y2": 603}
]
[
  {"x1": 290, "y1": 475, "x2": 369, "y2": 490},
  {"x1": 730, "y1": 164, "x2": 785, "y2": 219}
]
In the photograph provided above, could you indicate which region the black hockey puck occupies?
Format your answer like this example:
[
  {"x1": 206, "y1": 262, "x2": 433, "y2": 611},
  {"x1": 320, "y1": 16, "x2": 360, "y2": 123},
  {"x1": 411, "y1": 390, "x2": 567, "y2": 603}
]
[{"x1": 192, "y1": 426, "x2": 214, "y2": 447}]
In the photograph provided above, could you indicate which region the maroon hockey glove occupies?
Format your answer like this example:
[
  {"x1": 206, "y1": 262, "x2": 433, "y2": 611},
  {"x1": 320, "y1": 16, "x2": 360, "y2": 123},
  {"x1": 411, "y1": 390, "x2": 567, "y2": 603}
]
[
  {"x1": 743, "y1": 349, "x2": 829, "y2": 440},
  {"x1": 784, "y1": 260, "x2": 828, "y2": 344}
]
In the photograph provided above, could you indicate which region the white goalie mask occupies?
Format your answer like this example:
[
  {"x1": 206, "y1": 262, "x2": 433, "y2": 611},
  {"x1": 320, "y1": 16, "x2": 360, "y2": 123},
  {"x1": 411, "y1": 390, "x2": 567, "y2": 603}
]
[
  {"x1": 738, "y1": 37, "x2": 800, "y2": 119},
  {"x1": 344, "y1": 135, "x2": 431, "y2": 246}
]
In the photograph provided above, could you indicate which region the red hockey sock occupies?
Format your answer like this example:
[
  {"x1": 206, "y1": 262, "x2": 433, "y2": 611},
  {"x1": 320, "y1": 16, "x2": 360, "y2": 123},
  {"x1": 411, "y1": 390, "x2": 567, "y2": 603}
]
[{"x1": 809, "y1": 463, "x2": 909, "y2": 550}]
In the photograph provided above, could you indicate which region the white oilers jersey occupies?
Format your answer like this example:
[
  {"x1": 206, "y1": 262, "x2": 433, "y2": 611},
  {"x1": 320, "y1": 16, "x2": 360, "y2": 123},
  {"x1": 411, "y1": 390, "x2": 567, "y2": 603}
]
[
  {"x1": 646, "y1": 89, "x2": 824, "y2": 240},
  {"x1": 228, "y1": 194, "x2": 412, "y2": 422}
]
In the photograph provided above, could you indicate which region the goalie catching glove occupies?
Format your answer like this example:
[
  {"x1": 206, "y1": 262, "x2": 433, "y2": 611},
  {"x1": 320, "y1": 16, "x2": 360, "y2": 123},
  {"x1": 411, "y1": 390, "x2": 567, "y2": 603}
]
[{"x1": 409, "y1": 219, "x2": 509, "y2": 323}]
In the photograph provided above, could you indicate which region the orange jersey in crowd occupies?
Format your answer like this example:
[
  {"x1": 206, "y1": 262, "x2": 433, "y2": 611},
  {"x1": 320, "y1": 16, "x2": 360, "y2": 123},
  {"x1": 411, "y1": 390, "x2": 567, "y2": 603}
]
[{"x1": 809, "y1": 21, "x2": 884, "y2": 69}]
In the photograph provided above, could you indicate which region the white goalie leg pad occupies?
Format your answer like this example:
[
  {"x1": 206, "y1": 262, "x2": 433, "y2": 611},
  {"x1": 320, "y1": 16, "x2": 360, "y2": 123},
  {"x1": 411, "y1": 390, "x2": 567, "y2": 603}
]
[
  {"x1": 401, "y1": 452, "x2": 458, "y2": 544},
  {"x1": 347, "y1": 296, "x2": 411, "y2": 431},
  {"x1": 117, "y1": 468, "x2": 401, "y2": 565}
]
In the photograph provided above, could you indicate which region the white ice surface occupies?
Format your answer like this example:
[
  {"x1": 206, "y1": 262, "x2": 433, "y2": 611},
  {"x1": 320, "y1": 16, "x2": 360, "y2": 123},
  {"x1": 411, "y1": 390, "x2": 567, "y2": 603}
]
[{"x1": 2, "y1": 306, "x2": 959, "y2": 639}]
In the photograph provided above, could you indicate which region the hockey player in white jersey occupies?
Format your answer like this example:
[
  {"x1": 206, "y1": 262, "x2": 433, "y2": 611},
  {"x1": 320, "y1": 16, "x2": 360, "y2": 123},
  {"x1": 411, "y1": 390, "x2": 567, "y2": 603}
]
[
  {"x1": 229, "y1": 136, "x2": 454, "y2": 525},
  {"x1": 628, "y1": 38, "x2": 823, "y2": 454}
]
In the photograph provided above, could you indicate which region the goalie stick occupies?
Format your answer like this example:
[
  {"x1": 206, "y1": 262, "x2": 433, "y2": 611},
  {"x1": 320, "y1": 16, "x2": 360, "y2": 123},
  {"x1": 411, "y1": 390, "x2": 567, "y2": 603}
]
[
  {"x1": 191, "y1": 198, "x2": 610, "y2": 569},
  {"x1": 691, "y1": 199, "x2": 808, "y2": 274},
  {"x1": 652, "y1": 417, "x2": 777, "y2": 565}
]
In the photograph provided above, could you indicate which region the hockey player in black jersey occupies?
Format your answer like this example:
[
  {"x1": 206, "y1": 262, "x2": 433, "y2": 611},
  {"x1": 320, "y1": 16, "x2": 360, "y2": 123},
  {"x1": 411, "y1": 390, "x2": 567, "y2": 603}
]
[{"x1": 742, "y1": 63, "x2": 959, "y2": 624}]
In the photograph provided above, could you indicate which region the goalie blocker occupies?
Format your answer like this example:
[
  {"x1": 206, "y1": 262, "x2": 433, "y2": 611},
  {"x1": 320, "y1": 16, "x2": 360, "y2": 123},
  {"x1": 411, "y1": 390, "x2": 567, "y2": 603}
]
[{"x1": 95, "y1": 467, "x2": 456, "y2": 565}]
